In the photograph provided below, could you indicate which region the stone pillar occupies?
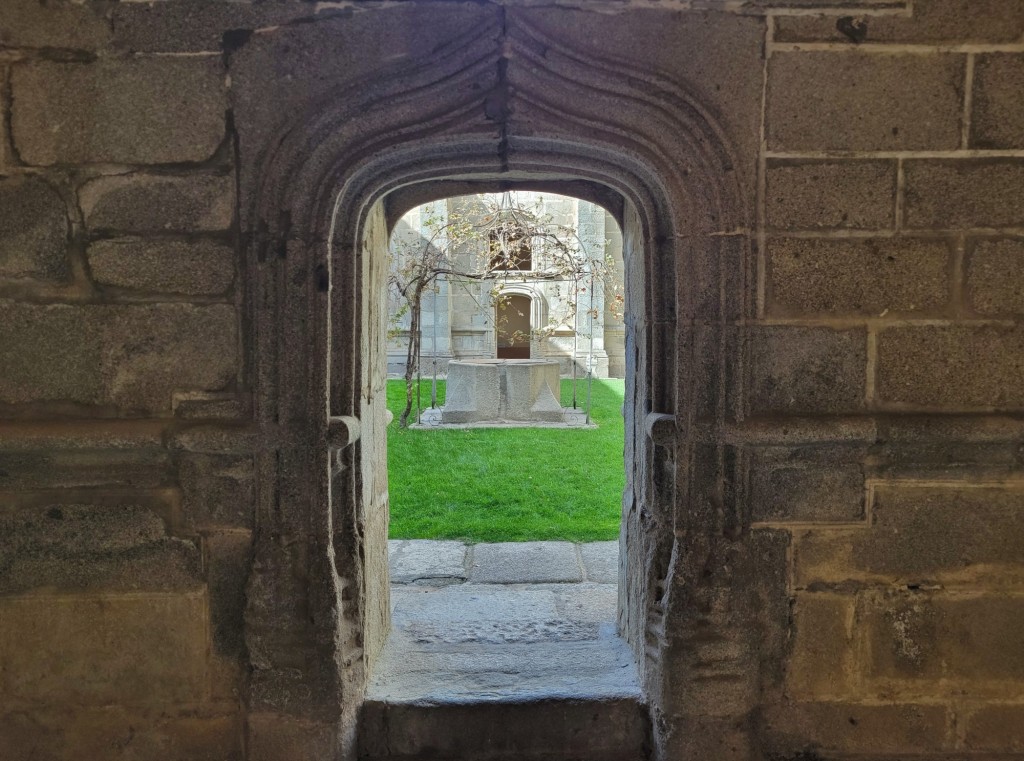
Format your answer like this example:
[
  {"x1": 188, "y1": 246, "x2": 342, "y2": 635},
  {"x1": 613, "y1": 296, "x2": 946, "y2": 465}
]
[{"x1": 575, "y1": 199, "x2": 610, "y2": 378}]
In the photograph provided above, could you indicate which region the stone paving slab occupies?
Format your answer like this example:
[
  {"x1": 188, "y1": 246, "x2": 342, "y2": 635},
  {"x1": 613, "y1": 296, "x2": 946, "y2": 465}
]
[
  {"x1": 388, "y1": 540, "x2": 620, "y2": 585},
  {"x1": 369, "y1": 582, "x2": 637, "y2": 704},
  {"x1": 580, "y1": 540, "x2": 619, "y2": 583},
  {"x1": 388, "y1": 539, "x2": 467, "y2": 585},
  {"x1": 469, "y1": 541, "x2": 583, "y2": 583}
]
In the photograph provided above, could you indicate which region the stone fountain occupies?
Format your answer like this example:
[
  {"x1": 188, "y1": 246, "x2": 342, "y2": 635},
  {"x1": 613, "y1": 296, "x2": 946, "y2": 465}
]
[{"x1": 417, "y1": 359, "x2": 590, "y2": 427}]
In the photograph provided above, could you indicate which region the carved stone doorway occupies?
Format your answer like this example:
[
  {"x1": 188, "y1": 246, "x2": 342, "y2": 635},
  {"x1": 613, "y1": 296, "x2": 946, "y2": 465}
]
[{"x1": 243, "y1": 13, "x2": 752, "y2": 758}]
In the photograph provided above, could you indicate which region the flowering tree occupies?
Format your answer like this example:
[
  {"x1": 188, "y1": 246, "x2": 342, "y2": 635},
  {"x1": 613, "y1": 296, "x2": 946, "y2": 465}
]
[{"x1": 388, "y1": 194, "x2": 622, "y2": 428}]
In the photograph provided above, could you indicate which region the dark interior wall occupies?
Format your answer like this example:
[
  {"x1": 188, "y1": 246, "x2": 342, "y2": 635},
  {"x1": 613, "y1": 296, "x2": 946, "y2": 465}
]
[{"x1": 1, "y1": 1, "x2": 1024, "y2": 759}]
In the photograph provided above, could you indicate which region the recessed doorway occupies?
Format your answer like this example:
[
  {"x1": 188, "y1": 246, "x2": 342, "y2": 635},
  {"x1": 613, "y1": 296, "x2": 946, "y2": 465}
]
[
  {"x1": 496, "y1": 294, "x2": 532, "y2": 359},
  {"x1": 364, "y1": 190, "x2": 641, "y2": 759}
]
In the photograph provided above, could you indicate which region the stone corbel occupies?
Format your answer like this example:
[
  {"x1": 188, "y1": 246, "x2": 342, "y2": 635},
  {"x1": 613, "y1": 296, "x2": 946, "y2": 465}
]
[
  {"x1": 645, "y1": 412, "x2": 677, "y2": 447},
  {"x1": 328, "y1": 416, "x2": 361, "y2": 475}
]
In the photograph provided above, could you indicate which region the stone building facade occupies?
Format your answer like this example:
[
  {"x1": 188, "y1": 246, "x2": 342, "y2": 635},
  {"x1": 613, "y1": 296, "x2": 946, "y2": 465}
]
[
  {"x1": 387, "y1": 192, "x2": 626, "y2": 378},
  {"x1": 1, "y1": 1, "x2": 1024, "y2": 760}
]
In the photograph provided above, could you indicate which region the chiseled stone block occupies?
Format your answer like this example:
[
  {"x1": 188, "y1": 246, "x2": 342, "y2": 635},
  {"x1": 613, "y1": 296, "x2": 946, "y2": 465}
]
[
  {"x1": 767, "y1": 237, "x2": 950, "y2": 317},
  {"x1": 87, "y1": 238, "x2": 236, "y2": 296},
  {"x1": 0, "y1": 176, "x2": 69, "y2": 281},
  {"x1": 904, "y1": 159, "x2": 1024, "y2": 229},
  {"x1": 763, "y1": 700, "x2": 948, "y2": 756},
  {"x1": 775, "y1": 0, "x2": 1024, "y2": 45},
  {"x1": 0, "y1": 0, "x2": 111, "y2": 50},
  {"x1": 766, "y1": 160, "x2": 896, "y2": 231},
  {"x1": 470, "y1": 541, "x2": 583, "y2": 584},
  {"x1": 786, "y1": 593, "x2": 856, "y2": 698},
  {"x1": 864, "y1": 591, "x2": 1024, "y2": 687},
  {"x1": 0, "y1": 592, "x2": 208, "y2": 704},
  {"x1": 749, "y1": 448, "x2": 865, "y2": 523},
  {"x1": 205, "y1": 530, "x2": 253, "y2": 656},
  {"x1": 748, "y1": 326, "x2": 867, "y2": 414},
  {"x1": 0, "y1": 502, "x2": 202, "y2": 595},
  {"x1": 11, "y1": 58, "x2": 225, "y2": 165},
  {"x1": 876, "y1": 324, "x2": 1024, "y2": 409},
  {"x1": 965, "y1": 704, "x2": 1024, "y2": 752},
  {"x1": 767, "y1": 52, "x2": 964, "y2": 151},
  {"x1": 967, "y1": 238, "x2": 1024, "y2": 315},
  {"x1": 80, "y1": 173, "x2": 234, "y2": 234},
  {"x1": 0, "y1": 301, "x2": 238, "y2": 413},
  {"x1": 180, "y1": 454, "x2": 256, "y2": 530},
  {"x1": 972, "y1": 53, "x2": 1024, "y2": 149},
  {"x1": 795, "y1": 485, "x2": 1024, "y2": 585},
  {"x1": 0, "y1": 706, "x2": 241, "y2": 761},
  {"x1": 388, "y1": 540, "x2": 467, "y2": 585}
]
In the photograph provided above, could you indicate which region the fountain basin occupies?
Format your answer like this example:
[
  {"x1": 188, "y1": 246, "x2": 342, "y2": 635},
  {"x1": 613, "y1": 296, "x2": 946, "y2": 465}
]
[{"x1": 440, "y1": 359, "x2": 564, "y2": 424}]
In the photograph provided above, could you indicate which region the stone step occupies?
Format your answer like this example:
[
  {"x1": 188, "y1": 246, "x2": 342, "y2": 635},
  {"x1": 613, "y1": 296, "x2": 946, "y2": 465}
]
[
  {"x1": 360, "y1": 582, "x2": 648, "y2": 760},
  {"x1": 359, "y1": 696, "x2": 651, "y2": 761}
]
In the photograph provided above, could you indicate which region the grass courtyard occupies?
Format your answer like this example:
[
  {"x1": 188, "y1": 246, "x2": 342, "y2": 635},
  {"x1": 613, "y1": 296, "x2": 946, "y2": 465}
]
[{"x1": 386, "y1": 377, "x2": 625, "y2": 543}]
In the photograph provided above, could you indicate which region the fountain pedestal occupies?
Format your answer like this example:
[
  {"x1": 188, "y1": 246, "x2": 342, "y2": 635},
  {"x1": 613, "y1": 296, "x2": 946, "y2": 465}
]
[{"x1": 440, "y1": 359, "x2": 564, "y2": 424}]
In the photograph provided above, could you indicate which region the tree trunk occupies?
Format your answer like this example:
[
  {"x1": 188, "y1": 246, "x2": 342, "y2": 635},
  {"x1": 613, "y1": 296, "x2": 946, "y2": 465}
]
[{"x1": 399, "y1": 286, "x2": 423, "y2": 428}]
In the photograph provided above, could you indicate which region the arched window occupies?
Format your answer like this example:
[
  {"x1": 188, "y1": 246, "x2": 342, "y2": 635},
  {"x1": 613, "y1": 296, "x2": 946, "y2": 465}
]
[{"x1": 488, "y1": 222, "x2": 532, "y2": 271}]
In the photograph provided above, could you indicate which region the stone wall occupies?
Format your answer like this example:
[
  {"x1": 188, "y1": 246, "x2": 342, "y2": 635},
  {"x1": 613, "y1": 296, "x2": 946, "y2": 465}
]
[{"x1": 0, "y1": 1, "x2": 1022, "y2": 759}]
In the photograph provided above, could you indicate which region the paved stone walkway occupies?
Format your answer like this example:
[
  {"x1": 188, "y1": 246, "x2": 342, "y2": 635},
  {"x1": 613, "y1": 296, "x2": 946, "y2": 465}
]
[{"x1": 369, "y1": 540, "x2": 637, "y2": 705}]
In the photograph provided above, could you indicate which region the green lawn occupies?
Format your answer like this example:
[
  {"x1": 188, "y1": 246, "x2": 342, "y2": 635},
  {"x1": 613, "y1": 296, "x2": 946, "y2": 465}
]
[{"x1": 386, "y1": 377, "x2": 625, "y2": 542}]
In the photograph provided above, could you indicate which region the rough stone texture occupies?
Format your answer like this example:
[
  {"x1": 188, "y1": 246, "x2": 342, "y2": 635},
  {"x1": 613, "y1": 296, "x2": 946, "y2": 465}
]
[
  {"x1": 87, "y1": 238, "x2": 236, "y2": 296},
  {"x1": 786, "y1": 594, "x2": 856, "y2": 699},
  {"x1": 1, "y1": 4, "x2": 1023, "y2": 761},
  {"x1": 0, "y1": 592, "x2": 208, "y2": 704},
  {"x1": 965, "y1": 704, "x2": 1024, "y2": 752},
  {"x1": 111, "y1": 2, "x2": 316, "y2": 54},
  {"x1": 967, "y1": 238, "x2": 1024, "y2": 315},
  {"x1": 749, "y1": 448, "x2": 865, "y2": 523},
  {"x1": 389, "y1": 540, "x2": 467, "y2": 585},
  {"x1": 0, "y1": 707, "x2": 242, "y2": 761},
  {"x1": 0, "y1": 302, "x2": 237, "y2": 412},
  {"x1": 205, "y1": 530, "x2": 253, "y2": 657},
  {"x1": 0, "y1": 502, "x2": 202, "y2": 594},
  {"x1": 767, "y1": 52, "x2": 964, "y2": 151},
  {"x1": 876, "y1": 325, "x2": 1024, "y2": 410},
  {"x1": 12, "y1": 59, "x2": 226, "y2": 166},
  {"x1": 0, "y1": 176, "x2": 69, "y2": 281},
  {"x1": 795, "y1": 486, "x2": 1024, "y2": 585},
  {"x1": 580, "y1": 541, "x2": 618, "y2": 583},
  {"x1": 765, "y1": 160, "x2": 896, "y2": 231},
  {"x1": 904, "y1": 160, "x2": 1024, "y2": 230},
  {"x1": 80, "y1": 173, "x2": 234, "y2": 234},
  {"x1": 180, "y1": 454, "x2": 255, "y2": 530},
  {"x1": 0, "y1": 450, "x2": 172, "y2": 492},
  {"x1": 767, "y1": 237, "x2": 950, "y2": 316},
  {"x1": 749, "y1": 326, "x2": 867, "y2": 414},
  {"x1": 774, "y1": 0, "x2": 1024, "y2": 44},
  {"x1": 0, "y1": 0, "x2": 112, "y2": 50},
  {"x1": 864, "y1": 592, "x2": 1024, "y2": 688},
  {"x1": 972, "y1": 54, "x2": 1024, "y2": 149},
  {"x1": 515, "y1": 8, "x2": 764, "y2": 217},
  {"x1": 764, "y1": 701, "x2": 948, "y2": 756},
  {"x1": 230, "y1": 5, "x2": 501, "y2": 219},
  {"x1": 470, "y1": 542, "x2": 584, "y2": 584},
  {"x1": 753, "y1": 0, "x2": 898, "y2": 4}
]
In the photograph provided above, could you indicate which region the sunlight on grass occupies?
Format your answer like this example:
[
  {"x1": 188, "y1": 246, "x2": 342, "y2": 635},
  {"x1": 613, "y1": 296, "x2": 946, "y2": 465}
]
[{"x1": 386, "y1": 378, "x2": 625, "y2": 543}]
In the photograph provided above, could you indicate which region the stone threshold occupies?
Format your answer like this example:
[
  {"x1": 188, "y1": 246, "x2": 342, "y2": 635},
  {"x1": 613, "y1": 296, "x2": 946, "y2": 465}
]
[
  {"x1": 369, "y1": 540, "x2": 638, "y2": 708},
  {"x1": 388, "y1": 540, "x2": 618, "y2": 585}
]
